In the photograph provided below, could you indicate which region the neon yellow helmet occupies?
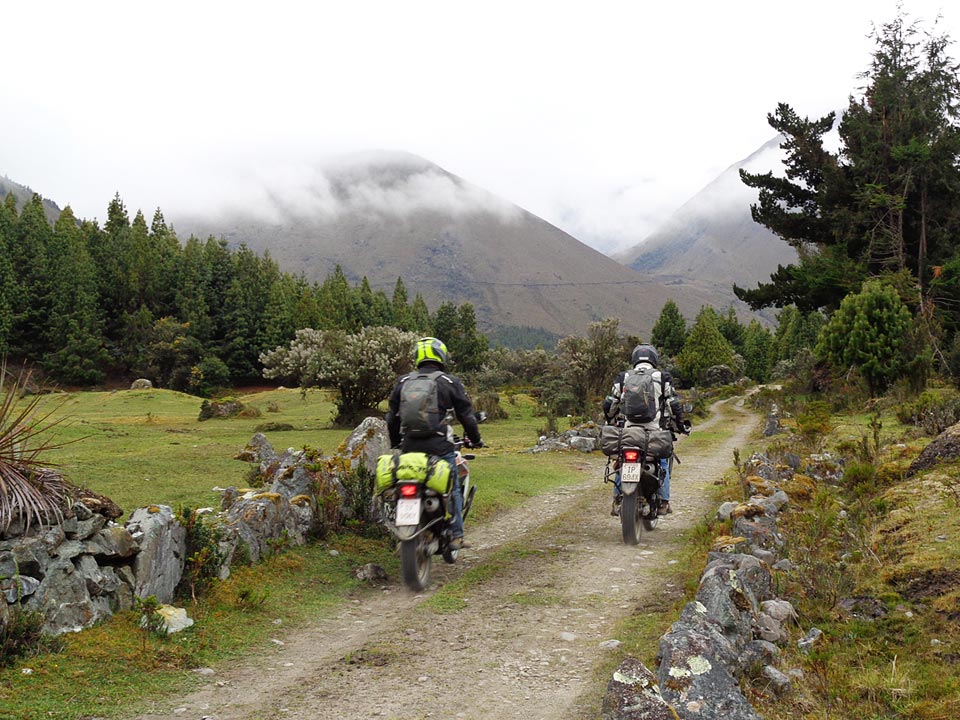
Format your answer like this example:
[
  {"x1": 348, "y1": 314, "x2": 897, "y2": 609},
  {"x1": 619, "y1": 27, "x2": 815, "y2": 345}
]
[{"x1": 415, "y1": 337, "x2": 449, "y2": 368}]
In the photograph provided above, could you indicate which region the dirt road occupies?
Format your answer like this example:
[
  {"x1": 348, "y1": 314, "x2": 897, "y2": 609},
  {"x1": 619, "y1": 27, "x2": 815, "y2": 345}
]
[{"x1": 131, "y1": 395, "x2": 758, "y2": 720}]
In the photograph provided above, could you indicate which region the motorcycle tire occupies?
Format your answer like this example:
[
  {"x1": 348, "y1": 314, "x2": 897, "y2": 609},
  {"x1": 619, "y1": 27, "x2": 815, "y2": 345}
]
[
  {"x1": 400, "y1": 535, "x2": 432, "y2": 591},
  {"x1": 642, "y1": 498, "x2": 660, "y2": 531},
  {"x1": 620, "y1": 492, "x2": 643, "y2": 545},
  {"x1": 463, "y1": 483, "x2": 477, "y2": 519}
]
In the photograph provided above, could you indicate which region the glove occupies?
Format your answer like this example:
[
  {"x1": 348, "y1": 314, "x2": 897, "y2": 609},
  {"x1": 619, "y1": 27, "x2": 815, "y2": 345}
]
[{"x1": 679, "y1": 419, "x2": 692, "y2": 434}]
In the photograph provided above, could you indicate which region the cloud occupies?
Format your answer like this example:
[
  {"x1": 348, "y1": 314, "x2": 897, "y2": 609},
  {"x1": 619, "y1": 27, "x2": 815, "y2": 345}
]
[{"x1": 165, "y1": 150, "x2": 519, "y2": 225}]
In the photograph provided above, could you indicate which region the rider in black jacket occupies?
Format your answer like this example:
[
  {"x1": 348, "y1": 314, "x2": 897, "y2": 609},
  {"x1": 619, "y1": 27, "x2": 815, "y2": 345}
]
[{"x1": 386, "y1": 337, "x2": 483, "y2": 548}]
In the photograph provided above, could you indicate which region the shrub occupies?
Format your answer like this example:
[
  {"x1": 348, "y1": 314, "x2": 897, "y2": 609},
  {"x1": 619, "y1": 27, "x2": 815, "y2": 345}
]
[
  {"x1": 895, "y1": 389, "x2": 960, "y2": 435},
  {"x1": 472, "y1": 391, "x2": 508, "y2": 421},
  {"x1": 176, "y1": 507, "x2": 226, "y2": 601},
  {"x1": 0, "y1": 606, "x2": 62, "y2": 666}
]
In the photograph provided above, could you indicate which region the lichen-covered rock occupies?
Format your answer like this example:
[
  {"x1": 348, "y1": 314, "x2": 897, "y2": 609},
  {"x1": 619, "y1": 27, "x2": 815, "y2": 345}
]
[
  {"x1": 601, "y1": 657, "x2": 676, "y2": 720},
  {"x1": 130, "y1": 378, "x2": 153, "y2": 390},
  {"x1": 338, "y1": 416, "x2": 390, "y2": 474},
  {"x1": 657, "y1": 626, "x2": 762, "y2": 720},
  {"x1": 224, "y1": 492, "x2": 306, "y2": 564}
]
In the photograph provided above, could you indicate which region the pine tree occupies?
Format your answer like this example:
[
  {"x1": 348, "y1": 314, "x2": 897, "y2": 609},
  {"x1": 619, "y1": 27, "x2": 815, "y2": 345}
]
[
  {"x1": 718, "y1": 307, "x2": 747, "y2": 354},
  {"x1": 409, "y1": 294, "x2": 431, "y2": 333},
  {"x1": 677, "y1": 307, "x2": 736, "y2": 384},
  {"x1": 391, "y1": 277, "x2": 412, "y2": 330},
  {"x1": 9, "y1": 194, "x2": 53, "y2": 358},
  {"x1": 318, "y1": 265, "x2": 355, "y2": 331},
  {"x1": 737, "y1": 11, "x2": 960, "y2": 324},
  {"x1": 742, "y1": 320, "x2": 776, "y2": 382},
  {"x1": 816, "y1": 279, "x2": 913, "y2": 394},
  {"x1": 0, "y1": 195, "x2": 16, "y2": 353},
  {"x1": 43, "y1": 209, "x2": 109, "y2": 384},
  {"x1": 650, "y1": 300, "x2": 687, "y2": 357}
]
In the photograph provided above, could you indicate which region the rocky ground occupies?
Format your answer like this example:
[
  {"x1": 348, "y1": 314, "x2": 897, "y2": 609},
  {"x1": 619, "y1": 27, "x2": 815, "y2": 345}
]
[{"x1": 129, "y1": 395, "x2": 758, "y2": 720}]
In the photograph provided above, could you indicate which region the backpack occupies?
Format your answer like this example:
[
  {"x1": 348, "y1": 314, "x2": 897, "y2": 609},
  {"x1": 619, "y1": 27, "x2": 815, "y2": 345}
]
[
  {"x1": 620, "y1": 367, "x2": 661, "y2": 424},
  {"x1": 399, "y1": 370, "x2": 444, "y2": 438}
]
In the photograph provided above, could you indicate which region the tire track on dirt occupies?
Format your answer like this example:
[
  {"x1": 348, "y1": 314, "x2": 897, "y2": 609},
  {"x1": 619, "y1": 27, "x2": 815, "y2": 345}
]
[{"x1": 130, "y1": 395, "x2": 758, "y2": 720}]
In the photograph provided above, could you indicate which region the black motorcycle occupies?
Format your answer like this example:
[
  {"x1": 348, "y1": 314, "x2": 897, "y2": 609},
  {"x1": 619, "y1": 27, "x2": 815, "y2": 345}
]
[
  {"x1": 603, "y1": 418, "x2": 690, "y2": 545},
  {"x1": 375, "y1": 433, "x2": 482, "y2": 591}
]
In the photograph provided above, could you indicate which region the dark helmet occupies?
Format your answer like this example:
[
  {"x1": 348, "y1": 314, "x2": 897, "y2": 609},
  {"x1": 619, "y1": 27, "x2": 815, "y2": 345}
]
[
  {"x1": 414, "y1": 337, "x2": 449, "y2": 369},
  {"x1": 631, "y1": 343, "x2": 659, "y2": 368}
]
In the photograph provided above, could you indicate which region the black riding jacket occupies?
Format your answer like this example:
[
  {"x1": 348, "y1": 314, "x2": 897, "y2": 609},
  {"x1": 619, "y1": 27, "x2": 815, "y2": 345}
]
[{"x1": 385, "y1": 361, "x2": 482, "y2": 456}]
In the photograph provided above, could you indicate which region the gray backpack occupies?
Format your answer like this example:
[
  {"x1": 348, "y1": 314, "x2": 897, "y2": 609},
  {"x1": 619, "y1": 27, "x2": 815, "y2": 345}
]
[
  {"x1": 399, "y1": 370, "x2": 444, "y2": 438},
  {"x1": 620, "y1": 368, "x2": 661, "y2": 424}
]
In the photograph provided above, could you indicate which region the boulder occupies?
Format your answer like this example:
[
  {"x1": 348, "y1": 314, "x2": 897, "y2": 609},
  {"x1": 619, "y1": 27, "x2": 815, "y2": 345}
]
[
  {"x1": 601, "y1": 657, "x2": 676, "y2": 720},
  {"x1": 130, "y1": 378, "x2": 153, "y2": 390},
  {"x1": 907, "y1": 422, "x2": 960, "y2": 476},
  {"x1": 338, "y1": 417, "x2": 390, "y2": 475},
  {"x1": 126, "y1": 506, "x2": 185, "y2": 603}
]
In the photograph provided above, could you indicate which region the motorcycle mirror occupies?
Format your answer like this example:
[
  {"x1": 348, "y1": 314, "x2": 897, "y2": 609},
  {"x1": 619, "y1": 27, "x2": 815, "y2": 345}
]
[{"x1": 682, "y1": 402, "x2": 694, "y2": 413}]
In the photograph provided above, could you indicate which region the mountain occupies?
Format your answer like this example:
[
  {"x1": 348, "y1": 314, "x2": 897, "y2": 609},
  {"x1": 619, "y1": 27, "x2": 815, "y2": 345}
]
[
  {"x1": 0, "y1": 175, "x2": 63, "y2": 224},
  {"x1": 169, "y1": 151, "x2": 725, "y2": 337},
  {"x1": 614, "y1": 136, "x2": 797, "y2": 314}
]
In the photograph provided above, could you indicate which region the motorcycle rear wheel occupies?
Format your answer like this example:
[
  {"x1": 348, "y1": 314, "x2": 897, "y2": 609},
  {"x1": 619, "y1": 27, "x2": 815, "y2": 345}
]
[
  {"x1": 642, "y1": 499, "x2": 660, "y2": 531},
  {"x1": 400, "y1": 535, "x2": 432, "y2": 590},
  {"x1": 620, "y1": 493, "x2": 643, "y2": 545}
]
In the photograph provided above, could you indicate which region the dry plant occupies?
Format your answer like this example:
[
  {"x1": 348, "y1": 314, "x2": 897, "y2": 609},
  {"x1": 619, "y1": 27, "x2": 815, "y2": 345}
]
[{"x1": 0, "y1": 361, "x2": 72, "y2": 532}]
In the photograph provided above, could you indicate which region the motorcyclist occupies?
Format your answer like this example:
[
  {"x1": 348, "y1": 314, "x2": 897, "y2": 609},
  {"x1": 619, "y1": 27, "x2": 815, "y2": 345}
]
[
  {"x1": 385, "y1": 337, "x2": 483, "y2": 550},
  {"x1": 602, "y1": 343, "x2": 687, "y2": 515}
]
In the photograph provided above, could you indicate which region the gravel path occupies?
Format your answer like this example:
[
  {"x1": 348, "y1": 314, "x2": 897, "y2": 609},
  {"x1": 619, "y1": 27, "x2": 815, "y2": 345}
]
[{"x1": 131, "y1": 394, "x2": 758, "y2": 720}]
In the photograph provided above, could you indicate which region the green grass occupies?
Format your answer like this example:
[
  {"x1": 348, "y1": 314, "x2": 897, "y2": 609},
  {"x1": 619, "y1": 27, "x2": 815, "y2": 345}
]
[{"x1": 31, "y1": 387, "x2": 344, "y2": 519}]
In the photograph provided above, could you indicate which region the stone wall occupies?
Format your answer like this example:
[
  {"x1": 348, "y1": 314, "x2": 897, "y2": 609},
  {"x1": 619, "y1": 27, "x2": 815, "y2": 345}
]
[
  {"x1": 0, "y1": 417, "x2": 390, "y2": 636},
  {"x1": 601, "y1": 452, "x2": 830, "y2": 720}
]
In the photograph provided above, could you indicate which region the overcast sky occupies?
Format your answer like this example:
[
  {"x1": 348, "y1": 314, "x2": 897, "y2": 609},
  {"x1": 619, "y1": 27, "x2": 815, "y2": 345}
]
[{"x1": 1, "y1": 0, "x2": 955, "y2": 254}]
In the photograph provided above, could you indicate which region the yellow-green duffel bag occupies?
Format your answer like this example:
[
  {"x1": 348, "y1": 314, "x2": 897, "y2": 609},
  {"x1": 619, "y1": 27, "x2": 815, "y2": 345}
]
[{"x1": 375, "y1": 452, "x2": 452, "y2": 495}]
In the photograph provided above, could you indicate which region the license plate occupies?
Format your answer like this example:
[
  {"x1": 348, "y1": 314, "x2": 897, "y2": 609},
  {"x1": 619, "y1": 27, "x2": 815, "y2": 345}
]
[
  {"x1": 396, "y1": 498, "x2": 421, "y2": 526},
  {"x1": 621, "y1": 462, "x2": 642, "y2": 483}
]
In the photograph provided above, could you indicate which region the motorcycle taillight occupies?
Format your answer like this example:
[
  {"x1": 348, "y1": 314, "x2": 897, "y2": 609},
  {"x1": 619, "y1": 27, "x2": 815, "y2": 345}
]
[
  {"x1": 399, "y1": 484, "x2": 418, "y2": 498},
  {"x1": 623, "y1": 449, "x2": 640, "y2": 463}
]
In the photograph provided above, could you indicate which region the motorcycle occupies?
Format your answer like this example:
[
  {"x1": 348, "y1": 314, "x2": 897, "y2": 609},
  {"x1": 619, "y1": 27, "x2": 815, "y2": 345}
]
[
  {"x1": 603, "y1": 417, "x2": 690, "y2": 545},
  {"x1": 376, "y1": 433, "x2": 482, "y2": 591}
]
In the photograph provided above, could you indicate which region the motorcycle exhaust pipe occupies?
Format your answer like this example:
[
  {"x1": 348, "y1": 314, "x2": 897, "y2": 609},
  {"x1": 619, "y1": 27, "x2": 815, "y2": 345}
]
[{"x1": 423, "y1": 497, "x2": 441, "y2": 513}]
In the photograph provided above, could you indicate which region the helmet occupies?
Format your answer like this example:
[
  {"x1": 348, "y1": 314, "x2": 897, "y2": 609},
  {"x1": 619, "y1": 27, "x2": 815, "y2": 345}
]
[
  {"x1": 415, "y1": 337, "x2": 449, "y2": 368},
  {"x1": 631, "y1": 344, "x2": 659, "y2": 368}
]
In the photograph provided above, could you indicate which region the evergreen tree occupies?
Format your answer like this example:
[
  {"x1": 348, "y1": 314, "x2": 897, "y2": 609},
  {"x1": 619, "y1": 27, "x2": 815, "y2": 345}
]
[
  {"x1": 174, "y1": 236, "x2": 213, "y2": 344},
  {"x1": 0, "y1": 196, "x2": 16, "y2": 353},
  {"x1": 318, "y1": 265, "x2": 355, "y2": 330},
  {"x1": 717, "y1": 307, "x2": 747, "y2": 354},
  {"x1": 44, "y1": 208, "x2": 109, "y2": 384},
  {"x1": 816, "y1": 278, "x2": 913, "y2": 395},
  {"x1": 91, "y1": 193, "x2": 134, "y2": 333},
  {"x1": 391, "y1": 277, "x2": 412, "y2": 330},
  {"x1": 742, "y1": 320, "x2": 776, "y2": 382},
  {"x1": 774, "y1": 305, "x2": 826, "y2": 361},
  {"x1": 221, "y1": 246, "x2": 279, "y2": 382},
  {"x1": 677, "y1": 307, "x2": 736, "y2": 384},
  {"x1": 650, "y1": 299, "x2": 687, "y2": 357},
  {"x1": 150, "y1": 208, "x2": 182, "y2": 317},
  {"x1": 737, "y1": 11, "x2": 960, "y2": 326},
  {"x1": 452, "y1": 304, "x2": 488, "y2": 373},
  {"x1": 409, "y1": 293, "x2": 431, "y2": 333},
  {"x1": 9, "y1": 194, "x2": 53, "y2": 358}
]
